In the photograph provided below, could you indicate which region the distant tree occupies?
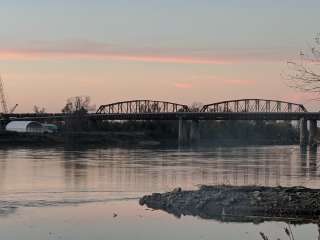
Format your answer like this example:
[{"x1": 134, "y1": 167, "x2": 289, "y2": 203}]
[
  {"x1": 62, "y1": 96, "x2": 96, "y2": 132},
  {"x1": 62, "y1": 96, "x2": 95, "y2": 114},
  {"x1": 33, "y1": 105, "x2": 46, "y2": 114},
  {"x1": 285, "y1": 33, "x2": 320, "y2": 94},
  {"x1": 189, "y1": 102, "x2": 203, "y2": 112}
]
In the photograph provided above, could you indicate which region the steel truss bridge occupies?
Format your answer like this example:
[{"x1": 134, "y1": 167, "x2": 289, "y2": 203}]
[
  {"x1": 96, "y1": 100, "x2": 189, "y2": 114},
  {"x1": 4, "y1": 99, "x2": 319, "y2": 121},
  {"x1": 4, "y1": 99, "x2": 318, "y2": 146},
  {"x1": 200, "y1": 99, "x2": 307, "y2": 113}
]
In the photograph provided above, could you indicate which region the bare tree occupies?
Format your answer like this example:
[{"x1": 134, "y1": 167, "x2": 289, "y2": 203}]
[
  {"x1": 285, "y1": 33, "x2": 320, "y2": 94},
  {"x1": 62, "y1": 96, "x2": 96, "y2": 132},
  {"x1": 62, "y1": 96, "x2": 95, "y2": 114},
  {"x1": 189, "y1": 102, "x2": 203, "y2": 112},
  {"x1": 33, "y1": 105, "x2": 46, "y2": 114}
]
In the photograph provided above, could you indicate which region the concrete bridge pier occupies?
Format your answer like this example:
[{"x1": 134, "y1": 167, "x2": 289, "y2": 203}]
[
  {"x1": 299, "y1": 118, "x2": 308, "y2": 146},
  {"x1": 178, "y1": 118, "x2": 189, "y2": 145},
  {"x1": 309, "y1": 120, "x2": 318, "y2": 147},
  {"x1": 190, "y1": 120, "x2": 200, "y2": 144}
]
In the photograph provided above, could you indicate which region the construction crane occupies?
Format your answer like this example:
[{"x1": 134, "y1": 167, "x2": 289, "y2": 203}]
[
  {"x1": 0, "y1": 76, "x2": 9, "y2": 114},
  {"x1": 0, "y1": 75, "x2": 18, "y2": 114},
  {"x1": 9, "y1": 104, "x2": 18, "y2": 114}
]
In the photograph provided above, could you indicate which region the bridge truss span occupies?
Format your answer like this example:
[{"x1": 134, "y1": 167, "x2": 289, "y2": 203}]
[
  {"x1": 200, "y1": 99, "x2": 307, "y2": 113},
  {"x1": 96, "y1": 100, "x2": 189, "y2": 114}
]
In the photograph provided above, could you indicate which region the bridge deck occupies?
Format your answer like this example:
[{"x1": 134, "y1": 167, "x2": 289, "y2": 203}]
[{"x1": 3, "y1": 112, "x2": 320, "y2": 121}]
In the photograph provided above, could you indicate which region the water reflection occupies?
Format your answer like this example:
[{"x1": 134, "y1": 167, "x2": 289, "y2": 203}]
[
  {"x1": 62, "y1": 150, "x2": 89, "y2": 191},
  {"x1": 0, "y1": 149, "x2": 8, "y2": 190},
  {"x1": 0, "y1": 146, "x2": 319, "y2": 216},
  {"x1": 309, "y1": 147, "x2": 318, "y2": 178}
]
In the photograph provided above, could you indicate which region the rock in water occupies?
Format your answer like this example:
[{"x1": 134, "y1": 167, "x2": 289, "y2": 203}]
[{"x1": 139, "y1": 185, "x2": 320, "y2": 223}]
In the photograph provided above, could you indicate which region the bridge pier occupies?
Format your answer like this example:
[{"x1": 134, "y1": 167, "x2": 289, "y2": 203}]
[
  {"x1": 178, "y1": 118, "x2": 189, "y2": 145},
  {"x1": 309, "y1": 120, "x2": 318, "y2": 147},
  {"x1": 299, "y1": 118, "x2": 308, "y2": 146},
  {"x1": 190, "y1": 120, "x2": 200, "y2": 144}
]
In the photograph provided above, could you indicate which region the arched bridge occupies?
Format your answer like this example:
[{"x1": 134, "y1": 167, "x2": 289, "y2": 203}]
[
  {"x1": 5, "y1": 98, "x2": 316, "y2": 121},
  {"x1": 96, "y1": 100, "x2": 189, "y2": 114},
  {"x1": 201, "y1": 99, "x2": 307, "y2": 113},
  {"x1": 4, "y1": 98, "x2": 319, "y2": 146},
  {"x1": 96, "y1": 99, "x2": 308, "y2": 114}
]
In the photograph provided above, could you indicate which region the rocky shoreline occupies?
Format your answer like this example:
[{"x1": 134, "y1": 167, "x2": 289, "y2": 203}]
[{"x1": 140, "y1": 185, "x2": 320, "y2": 223}]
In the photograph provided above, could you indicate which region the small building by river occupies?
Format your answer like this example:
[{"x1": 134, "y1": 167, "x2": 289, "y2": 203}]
[{"x1": 5, "y1": 121, "x2": 44, "y2": 133}]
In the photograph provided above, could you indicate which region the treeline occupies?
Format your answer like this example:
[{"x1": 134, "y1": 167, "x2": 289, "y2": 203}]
[
  {"x1": 92, "y1": 120, "x2": 299, "y2": 144},
  {"x1": 200, "y1": 120, "x2": 298, "y2": 144},
  {"x1": 95, "y1": 120, "x2": 179, "y2": 139}
]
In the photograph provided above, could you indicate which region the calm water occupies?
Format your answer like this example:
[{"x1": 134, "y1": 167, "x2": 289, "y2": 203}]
[{"x1": 0, "y1": 145, "x2": 319, "y2": 239}]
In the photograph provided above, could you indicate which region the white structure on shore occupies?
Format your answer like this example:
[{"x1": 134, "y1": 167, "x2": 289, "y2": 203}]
[{"x1": 5, "y1": 121, "x2": 44, "y2": 133}]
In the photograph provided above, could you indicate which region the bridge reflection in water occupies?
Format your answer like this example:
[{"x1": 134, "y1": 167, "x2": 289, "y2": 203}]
[
  {"x1": 0, "y1": 146, "x2": 320, "y2": 240},
  {"x1": 3, "y1": 99, "x2": 320, "y2": 146},
  {"x1": 0, "y1": 146, "x2": 318, "y2": 196}
]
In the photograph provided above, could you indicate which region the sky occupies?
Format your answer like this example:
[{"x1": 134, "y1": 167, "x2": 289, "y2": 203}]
[{"x1": 1, "y1": 0, "x2": 320, "y2": 112}]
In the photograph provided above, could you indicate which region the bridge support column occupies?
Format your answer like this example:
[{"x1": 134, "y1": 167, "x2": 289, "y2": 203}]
[
  {"x1": 190, "y1": 120, "x2": 200, "y2": 144},
  {"x1": 309, "y1": 120, "x2": 318, "y2": 147},
  {"x1": 300, "y1": 118, "x2": 308, "y2": 146},
  {"x1": 178, "y1": 118, "x2": 188, "y2": 145}
]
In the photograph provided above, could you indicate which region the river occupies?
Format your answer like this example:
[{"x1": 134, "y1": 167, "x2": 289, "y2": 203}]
[{"x1": 0, "y1": 145, "x2": 319, "y2": 239}]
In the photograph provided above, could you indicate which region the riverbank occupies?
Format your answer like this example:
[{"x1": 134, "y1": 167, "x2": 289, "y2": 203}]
[
  {"x1": 0, "y1": 131, "x2": 163, "y2": 147},
  {"x1": 140, "y1": 185, "x2": 320, "y2": 223},
  {"x1": 0, "y1": 131, "x2": 300, "y2": 147}
]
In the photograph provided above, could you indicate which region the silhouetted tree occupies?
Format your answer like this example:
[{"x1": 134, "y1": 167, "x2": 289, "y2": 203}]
[
  {"x1": 62, "y1": 96, "x2": 95, "y2": 132},
  {"x1": 189, "y1": 102, "x2": 203, "y2": 112},
  {"x1": 285, "y1": 33, "x2": 320, "y2": 94},
  {"x1": 62, "y1": 96, "x2": 95, "y2": 114},
  {"x1": 33, "y1": 105, "x2": 46, "y2": 114}
]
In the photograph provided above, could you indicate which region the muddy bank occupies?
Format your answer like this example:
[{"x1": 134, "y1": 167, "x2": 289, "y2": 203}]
[{"x1": 140, "y1": 185, "x2": 320, "y2": 223}]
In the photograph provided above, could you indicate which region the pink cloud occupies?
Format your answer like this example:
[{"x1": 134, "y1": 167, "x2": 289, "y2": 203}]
[
  {"x1": 0, "y1": 49, "x2": 232, "y2": 65},
  {"x1": 190, "y1": 75, "x2": 257, "y2": 86},
  {"x1": 0, "y1": 40, "x2": 284, "y2": 64}
]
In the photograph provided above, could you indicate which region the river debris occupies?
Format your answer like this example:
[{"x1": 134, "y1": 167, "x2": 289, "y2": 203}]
[{"x1": 139, "y1": 185, "x2": 320, "y2": 223}]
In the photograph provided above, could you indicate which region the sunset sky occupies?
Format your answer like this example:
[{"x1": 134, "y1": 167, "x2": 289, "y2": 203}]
[{"x1": 1, "y1": 0, "x2": 320, "y2": 112}]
